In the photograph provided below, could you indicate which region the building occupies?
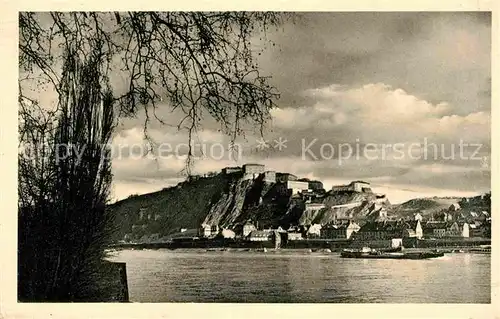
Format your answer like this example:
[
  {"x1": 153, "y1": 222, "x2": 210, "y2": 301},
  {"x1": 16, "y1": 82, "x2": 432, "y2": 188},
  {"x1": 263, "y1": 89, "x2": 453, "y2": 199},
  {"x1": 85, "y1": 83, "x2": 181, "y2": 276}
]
[
  {"x1": 199, "y1": 223, "x2": 219, "y2": 238},
  {"x1": 409, "y1": 220, "x2": 423, "y2": 239},
  {"x1": 222, "y1": 166, "x2": 242, "y2": 174},
  {"x1": 263, "y1": 171, "x2": 276, "y2": 183},
  {"x1": 414, "y1": 213, "x2": 423, "y2": 222},
  {"x1": 480, "y1": 211, "x2": 490, "y2": 221},
  {"x1": 320, "y1": 221, "x2": 360, "y2": 239},
  {"x1": 276, "y1": 172, "x2": 298, "y2": 183},
  {"x1": 243, "y1": 163, "x2": 265, "y2": 176},
  {"x1": 298, "y1": 178, "x2": 324, "y2": 191},
  {"x1": 470, "y1": 222, "x2": 491, "y2": 238},
  {"x1": 275, "y1": 226, "x2": 287, "y2": 233},
  {"x1": 355, "y1": 221, "x2": 395, "y2": 240},
  {"x1": 350, "y1": 181, "x2": 372, "y2": 192},
  {"x1": 457, "y1": 222, "x2": 470, "y2": 238},
  {"x1": 345, "y1": 221, "x2": 361, "y2": 239},
  {"x1": 220, "y1": 228, "x2": 236, "y2": 239},
  {"x1": 423, "y1": 222, "x2": 447, "y2": 238},
  {"x1": 243, "y1": 222, "x2": 257, "y2": 237},
  {"x1": 306, "y1": 224, "x2": 322, "y2": 238},
  {"x1": 210, "y1": 225, "x2": 219, "y2": 236},
  {"x1": 458, "y1": 210, "x2": 489, "y2": 223},
  {"x1": 448, "y1": 203, "x2": 461, "y2": 212},
  {"x1": 309, "y1": 180, "x2": 324, "y2": 191},
  {"x1": 302, "y1": 190, "x2": 315, "y2": 202},
  {"x1": 287, "y1": 180, "x2": 309, "y2": 195},
  {"x1": 248, "y1": 230, "x2": 273, "y2": 241},
  {"x1": 199, "y1": 224, "x2": 212, "y2": 237},
  {"x1": 435, "y1": 211, "x2": 454, "y2": 222},
  {"x1": 444, "y1": 221, "x2": 463, "y2": 237},
  {"x1": 331, "y1": 181, "x2": 372, "y2": 193},
  {"x1": 355, "y1": 220, "x2": 422, "y2": 241},
  {"x1": 305, "y1": 203, "x2": 326, "y2": 213},
  {"x1": 149, "y1": 233, "x2": 160, "y2": 242},
  {"x1": 288, "y1": 225, "x2": 307, "y2": 240},
  {"x1": 469, "y1": 223, "x2": 478, "y2": 236},
  {"x1": 330, "y1": 185, "x2": 352, "y2": 192},
  {"x1": 301, "y1": 189, "x2": 326, "y2": 202},
  {"x1": 401, "y1": 221, "x2": 423, "y2": 239},
  {"x1": 287, "y1": 232, "x2": 303, "y2": 241},
  {"x1": 391, "y1": 238, "x2": 403, "y2": 248},
  {"x1": 170, "y1": 229, "x2": 200, "y2": 241},
  {"x1": 423, "y1": 221, "x2": 469, "y2": 238}
]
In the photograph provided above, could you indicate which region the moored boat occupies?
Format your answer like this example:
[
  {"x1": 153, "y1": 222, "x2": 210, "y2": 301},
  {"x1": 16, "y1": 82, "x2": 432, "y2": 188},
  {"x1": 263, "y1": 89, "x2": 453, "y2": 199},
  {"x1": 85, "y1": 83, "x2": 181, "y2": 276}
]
[
  {"x1": 340, "y1": 247, "x2": 444, "y2": 259},
  {"x1": 469, "y1": 247, "x2": 491, "y2": 254}
]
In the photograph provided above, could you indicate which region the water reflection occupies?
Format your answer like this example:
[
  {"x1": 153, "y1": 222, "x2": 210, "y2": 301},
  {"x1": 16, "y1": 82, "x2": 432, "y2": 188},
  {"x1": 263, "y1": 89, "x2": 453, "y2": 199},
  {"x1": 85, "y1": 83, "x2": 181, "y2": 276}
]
[{"x1": 464, "y1": 253, "x2": 471, "y2": 266}]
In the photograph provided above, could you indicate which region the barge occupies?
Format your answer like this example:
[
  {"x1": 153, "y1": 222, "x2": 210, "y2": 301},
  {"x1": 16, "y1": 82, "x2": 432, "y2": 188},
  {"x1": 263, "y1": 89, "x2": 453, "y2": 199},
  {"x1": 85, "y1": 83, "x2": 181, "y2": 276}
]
[{"x1": 341, "y1": 247, "x2": 444, "y2": 259}]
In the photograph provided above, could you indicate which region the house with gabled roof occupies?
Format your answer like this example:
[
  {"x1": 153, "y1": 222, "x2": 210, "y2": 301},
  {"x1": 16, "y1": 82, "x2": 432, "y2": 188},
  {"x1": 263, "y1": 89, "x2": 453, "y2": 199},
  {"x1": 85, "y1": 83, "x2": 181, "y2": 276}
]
[
  {"x1": 320, "y1": 220, "x2": 360, "y2": 239},
  {"x1": 423, "y1": 221, "x2": 469, "y2": 238},
  {"x1": 457, "y1": 222, "x2": 470, "y2": 238},
  {"x1": 423, "y1": 221, "x2": 448, "y2": 238},
  {"x1": 354, "y1": 220, "x2": 421, "y2": 241},
  {"x1": 414, "y1": 213, "x2": 423, "y2": 222},
  {"x1": 248, "y1": 230, "x2": 272, "y2": 241},
  {"x1": 306, "y1": 224, "x2": 322, "y2": 238}
]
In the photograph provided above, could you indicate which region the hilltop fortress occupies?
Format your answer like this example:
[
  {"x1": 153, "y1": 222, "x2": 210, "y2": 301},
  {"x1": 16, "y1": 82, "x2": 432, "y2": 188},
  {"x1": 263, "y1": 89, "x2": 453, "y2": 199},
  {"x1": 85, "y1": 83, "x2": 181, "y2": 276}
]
[
  {"x1": 110, "y1": 162, "x2": 397, "y2": 243},
  {"x1": 331, "y1": 181, "x2": 372, "y2": 193},
  {"x1": 221, "y1": 164, "x2": 315, "y2": 195},
  {"x1": 221, "y1": 164, "x2": 380, "y2": 197}
]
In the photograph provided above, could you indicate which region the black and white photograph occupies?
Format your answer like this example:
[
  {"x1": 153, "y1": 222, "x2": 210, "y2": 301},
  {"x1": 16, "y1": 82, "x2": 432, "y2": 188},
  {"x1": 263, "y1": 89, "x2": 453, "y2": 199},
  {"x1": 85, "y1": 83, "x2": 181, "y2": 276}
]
[{"x1": 5, "y1": 5, "x2": 497, "y2": 316}]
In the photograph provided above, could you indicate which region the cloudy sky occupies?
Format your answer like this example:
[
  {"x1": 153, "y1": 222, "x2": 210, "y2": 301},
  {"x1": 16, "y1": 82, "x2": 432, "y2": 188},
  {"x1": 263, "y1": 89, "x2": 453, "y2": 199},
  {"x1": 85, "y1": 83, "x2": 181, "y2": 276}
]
[{"x1": 111, "y1": 12, "x2": 491, "y2": 204}]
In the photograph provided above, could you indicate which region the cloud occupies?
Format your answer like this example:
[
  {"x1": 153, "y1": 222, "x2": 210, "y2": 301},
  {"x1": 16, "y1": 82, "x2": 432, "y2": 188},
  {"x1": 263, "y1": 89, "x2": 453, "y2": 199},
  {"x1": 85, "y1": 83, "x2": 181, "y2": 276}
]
[
  {"x1": 109, "y1": 80, "x2": 490, "y2": 203},
  {"x1": 107, "y1": 12, "x2": 490, "y2": 203},
  {"x1": 271, "y1": 83, "x2": 490, "y2": 145},
  {"x1": 110, "y1": 80, "x2": 490, "y2": 201},
  {"x1": 259, "y1": 12, "x2": 490, "y2": 116}
]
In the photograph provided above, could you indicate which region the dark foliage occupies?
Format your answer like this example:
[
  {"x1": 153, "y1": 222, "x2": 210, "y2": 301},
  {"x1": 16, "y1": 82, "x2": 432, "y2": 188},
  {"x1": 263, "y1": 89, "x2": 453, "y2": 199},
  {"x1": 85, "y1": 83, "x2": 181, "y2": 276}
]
[
  {"x1": 18, "y1": 47, "x2": 116, "y2": 301},
  {"x1": 19, "y1": 12, "x2": 286, "y2": 172},
  {"x1": 18, "y1": 12, "x2": 286, "y2": 301}
]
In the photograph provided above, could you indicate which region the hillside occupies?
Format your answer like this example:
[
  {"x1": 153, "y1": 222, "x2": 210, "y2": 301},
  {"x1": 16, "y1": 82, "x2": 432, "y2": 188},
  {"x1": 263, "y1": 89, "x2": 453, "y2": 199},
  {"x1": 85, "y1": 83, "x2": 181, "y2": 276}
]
[
  {"x1": 108, "y1": 173, "x2": 390, "y2": 242},
  {"x1": 109, "y1": 169, "x2": 490, "y2": 242},
  {"x1": 109, "y1": 174, "x2": 229, "y2": 240},
  {"x1": 298, "y1": 192, "x2": 390, "y2": 225},
  {"x1": 388, "y1": 197, "x2": 461, "y2": 219},
  {"x1": 109, "y1": 172, "x2": 298, "y2": 241},
  {"x1": 388, "y1": 194, "x2": 490, "y2": 220}
]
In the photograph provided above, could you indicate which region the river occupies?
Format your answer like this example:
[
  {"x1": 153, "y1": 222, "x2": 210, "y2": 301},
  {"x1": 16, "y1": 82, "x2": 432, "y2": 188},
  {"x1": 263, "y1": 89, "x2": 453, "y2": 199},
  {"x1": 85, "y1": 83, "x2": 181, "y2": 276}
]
[{"x1": 109, "y1": 249, "x2": 490, "y2": 303}]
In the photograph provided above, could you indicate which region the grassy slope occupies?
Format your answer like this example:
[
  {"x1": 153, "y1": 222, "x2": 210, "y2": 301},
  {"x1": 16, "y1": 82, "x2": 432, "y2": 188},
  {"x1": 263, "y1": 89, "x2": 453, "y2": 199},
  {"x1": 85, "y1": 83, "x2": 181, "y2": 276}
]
[
  {"x1": 109, "y1": 175, "x2": 228, "y2": 239},
  {"x1": 389, "y1": 197, "x2": 461, "y2": 219},
  {"x1": 108, "y1": 174, "x2": 295, "y2": 240}
]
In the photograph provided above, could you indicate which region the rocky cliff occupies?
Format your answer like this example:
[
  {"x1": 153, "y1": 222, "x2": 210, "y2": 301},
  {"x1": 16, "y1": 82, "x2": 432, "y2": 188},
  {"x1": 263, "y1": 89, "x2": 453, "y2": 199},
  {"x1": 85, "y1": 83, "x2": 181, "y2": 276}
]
[
  {"x1": 298, "y1": 192, "x2": 391, "y2": 225},
  {"x1": 109, "y1": 172, "x2": 392, "y2": 241},
  {"x1": 109, "y1": 172, "x2": 296, "y2": 240}
]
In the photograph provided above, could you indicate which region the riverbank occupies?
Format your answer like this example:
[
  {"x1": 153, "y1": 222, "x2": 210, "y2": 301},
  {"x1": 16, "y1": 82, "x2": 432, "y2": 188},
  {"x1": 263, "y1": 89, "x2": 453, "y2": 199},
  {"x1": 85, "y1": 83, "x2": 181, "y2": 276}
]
[
  {"x1": 109, "y1": 237, "x2": 491, "y2": 251},
  {"x1": 107, "y1": 246, "x2": 490, "y2": 255}
]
